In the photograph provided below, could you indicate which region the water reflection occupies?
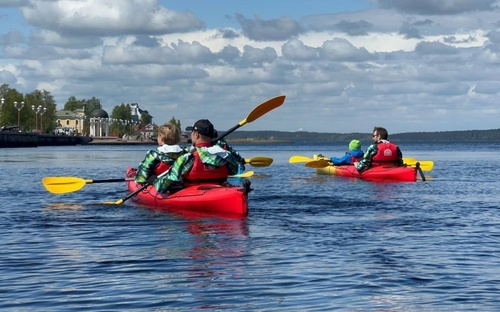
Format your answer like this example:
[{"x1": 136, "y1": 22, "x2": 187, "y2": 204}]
[
  {"x1": 44, "y1": 203, "x2": 85, "y2": 210},
  {"x1": 154, "y1": 209, "x2": 250, "y2": 309}
]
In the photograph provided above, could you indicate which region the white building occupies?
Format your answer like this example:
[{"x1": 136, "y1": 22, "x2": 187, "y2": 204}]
[
  {"x1": 89, "y1": 108, "x2": 111, "y2": 137},
  {"x1": 130, "y1": 103, "x2": 153, "y2": 124}
]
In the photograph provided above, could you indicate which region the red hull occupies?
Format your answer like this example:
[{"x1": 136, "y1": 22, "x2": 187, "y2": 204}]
[
  {"x1": 126, "y1": 167, "x2": 249, "y2": 216},
  {"x1": 314, "y1": 157, "x2": 417, "y2": 182}
]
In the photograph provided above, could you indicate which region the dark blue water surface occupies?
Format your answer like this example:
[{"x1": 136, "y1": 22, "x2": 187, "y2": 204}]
[{"x1": 1, "y1": 142, "x2": 499, "y2": 311}]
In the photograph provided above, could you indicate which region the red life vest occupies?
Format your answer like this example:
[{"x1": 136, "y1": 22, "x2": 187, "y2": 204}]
[
  {"x1": 154, "y1": 162, "x2": 171, "y2": 175},
  {"x1": 350, "y1": 154, "x2": 363, "y2": 163},
  {"x1": 371, "y1": 141, "x2": 400, "y2": 166},
  {"x1": 153, "y1": 144, "x2": 184, "y2": 175},
  {"x1": 183, "y1": 143, "x2": 229, "y2": 185}
]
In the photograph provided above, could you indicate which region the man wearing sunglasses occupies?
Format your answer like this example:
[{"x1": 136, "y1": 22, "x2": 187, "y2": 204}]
[{"x1": 354, "y1": 127, "x2": 403, "y2": 173}]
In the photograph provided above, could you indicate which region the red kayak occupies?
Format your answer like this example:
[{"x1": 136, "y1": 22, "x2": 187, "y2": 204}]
[
  {"x1": 126, "y1": 167, "x2": 250, "y2": 216},
  {"x1": 314, "y1": 155, "x2": 417, "y2": 182}
]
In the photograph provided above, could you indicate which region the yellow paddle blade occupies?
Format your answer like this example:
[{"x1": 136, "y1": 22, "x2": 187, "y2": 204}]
[
  {"x1": 42, "y1": 177, "x2": 88, "y2": 194},
  {"x1": 289, "y1": 156, "x2": 315, "y2": 163},
  {"x1": 230, "y1": 171, "x2": 254, "y2": 178},
  {"x1": 245, "y1": 157, "x2": 273, "y2": 167},
  {"x1": 403, "y1": 158, "x2": 434, "y2": 171},
  {"x1": 305, "y1": 160, "x2": 331, "y2": 168},
  {"x1": 403, "y1": 157, "x2": 417, "y2": 163},
  {"x1": 104, "y1": 199, "x2": 124, "y2": 205},
  {"x1": 239, "y1": 95, "x2": 286, "y2": 126},
  {"x1": 421, "y1": 161, "x2": 434, "y2": 171},
  {"x1": 412, "y1": 161, "x2": 434, "y2": 171}
]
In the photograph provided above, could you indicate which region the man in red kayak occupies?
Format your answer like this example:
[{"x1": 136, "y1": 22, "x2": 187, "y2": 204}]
[
  {"x1": 185, "y1": 126, "x2": 246, "y2": 171},
  {"x1": 154, "y1": 119, "x2": 241, "y2": 193},
  {"x1": 355, "y1": 126, "x2": 403, "y2": 173}
]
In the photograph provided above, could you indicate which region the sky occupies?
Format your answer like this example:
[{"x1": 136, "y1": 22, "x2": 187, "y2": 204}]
[{"x1": 1, "y1": 0, "x2": 500, "y2": 134}]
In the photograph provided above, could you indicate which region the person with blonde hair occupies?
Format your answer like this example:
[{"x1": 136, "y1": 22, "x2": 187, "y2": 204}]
[{"x1": 134, "y1": 123, "x2": 187, "y2": 184}]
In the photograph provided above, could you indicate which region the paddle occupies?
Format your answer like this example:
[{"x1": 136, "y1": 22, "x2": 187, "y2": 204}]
[
  {"x1": 107, "y1": 95, "x2": 286, "y2": 205},
  {"x1": 43, "y1": 177, "x2": 130, "y2": 194},
  {"x1": 245, "y1": 156, "x2": 273, "y2": 167},
  {"x1": 289, "y1": 155, "x2": 316, "y2": 163},
  {"x1": 230, "y1": 171, "x2": 254, "y2": 178},
  {"x1": 403, "y1": 157, "x2": 434, "y2": 171},
  {"x1": 43, "y1": 170, "x2": 255, "y2": 195},
  {"x1": 211, "y1": 95, "x2": 286, "y2": 143},
  {"x1": 305, "y1": 159, "x2": 330, "y2": 168},
  {"x1": 290, "y1": 155, "x2": 330, "y2": 167},
  {"x1": 415, "y1": 163, "x2": 426, "y2": 182}
]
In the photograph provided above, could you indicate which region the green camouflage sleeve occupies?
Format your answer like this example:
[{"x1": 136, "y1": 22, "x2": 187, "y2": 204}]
[
  {"x1": 134, "y1": 150, "x2": 160, "y2": 184},
  {"x1": 355, "y1": 144, "x2": 378, "y2": 172},
  {"x1": 217, "y1": 140, "x2": 245, "y2": 165},
  {"x1": 197, "y1": 147, "x2": 240, "y2": 176},
  {"x1": 153, "y1": 153, "x2": 194, "y2": 193}
]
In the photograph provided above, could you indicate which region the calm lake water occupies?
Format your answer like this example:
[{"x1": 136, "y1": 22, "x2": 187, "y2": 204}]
[{"x1": 1, "y1": 142, "x2": 499, "y2": 311}]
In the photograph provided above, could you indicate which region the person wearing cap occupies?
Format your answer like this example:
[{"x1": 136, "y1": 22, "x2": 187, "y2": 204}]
[
  {"x1": 134, "y1": 123, "x2": 187, "y2": 184},
  {"x1": 328, "y1": 139, "x2": 364, "y2": 166},
  {"x1": 184, "y1": 126, "x2": 246, "y2": 171},
  {"x1": 355, "y1": 126, "x2": 403, "y2": 173},
  {"x1": 153, "y1": 119, "x2": 241, "y2": 193}
]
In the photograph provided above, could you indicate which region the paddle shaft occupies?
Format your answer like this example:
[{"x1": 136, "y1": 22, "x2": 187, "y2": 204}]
[
  {"x1": 114, "y1": 171, "x2": 165, "y2": 204},
  {"x1": 87, "y1": 178, "x2": 126, "y2": 184},
  {"x1": 416, "y1": 162, "x2": 426, "y2": 181}
]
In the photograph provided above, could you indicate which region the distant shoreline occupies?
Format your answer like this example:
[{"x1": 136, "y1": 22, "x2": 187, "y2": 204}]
[
  {"x1": 87, "y1": 127, "x2": 500, "y2": 145},
  {"x1": 88, "y1": 137, "x2": 291, "y2": 145},
  {"x1": 225, "y1": 139, "x2": 292, "y2": 144},
  {"x1": 88, "y1": 138, "x2": 156, "y2": 145}
]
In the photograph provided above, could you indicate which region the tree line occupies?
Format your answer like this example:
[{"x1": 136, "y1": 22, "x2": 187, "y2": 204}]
[
  {"x1": 222, "y1": 129, "x2": 500, "y2": 142},
  {"x1": 4, "y1": 83, "x2": 493, "y2": 141},
  {"x1": 0, "y1": 84, "x2": 178, "y2": 137}
]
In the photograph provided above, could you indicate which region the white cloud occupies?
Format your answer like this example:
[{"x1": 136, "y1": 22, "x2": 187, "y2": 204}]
[
  {"x1": 21, "y1": 0, "x2": 203, "y2": 36},
  {"x1": 1, "y1": 0, "x2": 500, "y2": 133}
]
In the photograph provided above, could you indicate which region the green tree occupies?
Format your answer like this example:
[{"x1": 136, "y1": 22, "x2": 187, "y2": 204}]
[
  {"x1": 110, "y1": 103, "x2": 132, "y2": 137},
  {"x1": 0, "y1": 85, "x2": 57, "y2": 133},
  {"x1": 63, "y1": 96, "x2": 85, "y2": 111},
  {"x1": 26, "y1": 89, "x2": 57, "y2": 133},
  {"x1": 168, "y1": 116, "x2": 181, "y2": 130},
  {"x1": 0, "y1": 84, "x2": 25, "y2": 129},
  {"x1": 83, "y1": 97, "x2": 102, "y2": 117},
  {"x1": 140, "y1": 111, "x2": 152, "y2": 125}
]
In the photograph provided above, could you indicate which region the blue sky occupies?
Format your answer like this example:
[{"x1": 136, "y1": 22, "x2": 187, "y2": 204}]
[
  {"x1": 1, "y1": 0, "x2": 500, "y2": 134},
  {"x1": 160, "y1": 1, "x2": 372, "y2": 28}
]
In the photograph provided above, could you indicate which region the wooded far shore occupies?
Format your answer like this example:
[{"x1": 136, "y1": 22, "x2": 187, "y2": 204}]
[{"x1": 222, "y1": 128, "x2": 500, "y2": 143}]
